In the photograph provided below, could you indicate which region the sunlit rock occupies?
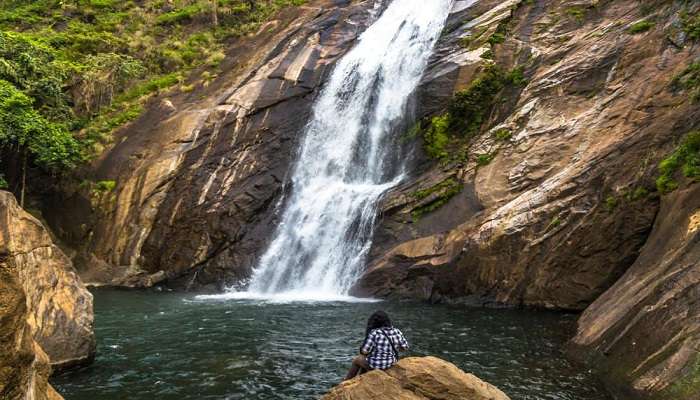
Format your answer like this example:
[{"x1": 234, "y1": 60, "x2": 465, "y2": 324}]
[{"x1": 322, "y1": 356, "x2": 510, "y2": 400}]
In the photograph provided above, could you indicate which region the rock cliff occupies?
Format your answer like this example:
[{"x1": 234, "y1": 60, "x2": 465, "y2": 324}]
[
  {"x1": 322, "y1": 356, "x2": 510, "y2": 400},
  {"x1": 358, "y1": 0, "x2": 699, "y2": 311},
  {"x1": 0, "y1": 191, "x2": 95, "y2": 370},
  {"x1": 0, "y1": 258, "x2": 62, "y2": 400}
]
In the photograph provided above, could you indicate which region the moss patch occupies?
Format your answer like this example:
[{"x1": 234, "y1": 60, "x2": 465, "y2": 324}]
[
  {"x1": 411, "y1": 178, "x2": 463, "y2": 218},
  {"x1": 672, "y1": 62, "x2": 700, "y2": 102},
  {"x1": 628, "y1": 20, "x2": 655, "y2": 34}
]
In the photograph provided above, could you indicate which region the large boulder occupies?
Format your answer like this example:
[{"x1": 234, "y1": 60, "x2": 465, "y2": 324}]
[
  {"x1": 322, "y1": 356, "x2": 510, "y2": 400},
  {"x1": 0, "y1": 243, "x2": 62, "y2": 400},
  {"x1": 0, "y1": 191, "x2": 95, "y2": 369}
]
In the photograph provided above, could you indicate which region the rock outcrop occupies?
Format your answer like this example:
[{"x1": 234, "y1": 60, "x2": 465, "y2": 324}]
[
  {"x1": 322, "y1": 356, "x2": 510, "y2": 400},
  {"x1": 0, "y1": 191, "x2": 95, "y2": 370},
  {"x1": 569, "y1": 183, "x2": 700, "y2": 400},
  {"x1": 357, "y1": 0, "x2": 699, "y2": 312},
  {"x1": 0, "y1": 257, "x2": 62, "y2": 400}
]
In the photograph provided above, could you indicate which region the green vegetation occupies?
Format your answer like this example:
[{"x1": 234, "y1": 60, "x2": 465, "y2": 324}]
[
  {"x1": 628, "y1": 20, "x2": 655, "y2": 34},
  {"x1": 0, "y1": 174, "x2": 7, "y2": 189},
  {"x1": 681, "y1": 9, "x2": 700, "y2": 41},
  {"x1": 605, "y1": 195, "x2": 618, "y2": 211},
  {"x1": 421, "y1": 65, "x2": 526, "y2": 162},
  {"x1": 672, "y1": 61, "x2": 700, "y2": 102},
  {"x1": 565, "y1": 7, "x2": 586, "y2": 23},
  {"x1": 625, "y1": 187, "x2": 649, "y2": 201},
  {"x1": 411, "y1": 178, "x2": 463, "y2": 218},
  {"x1": 604, "y1": 186, "x2": 649, "y2": 212},
  {"x1": 475, "y1": 152, "x2": 495, "y2": 166},
  {"x1": 494, "y1": 128, "x2": 512, "y2": 141},
  {"x1": 656, "y1": 131, "x2": 700, "y2": 194},
  {"x1": 449, "y1": 65, "x2": 524, "y2": 138},
  {"x1": 0, "y1": 80, "x2": 81, "y2": 170},
  {"x1": 0, "y1": 0, "x2": 305, "y2": 195},
  {"x1": 545, "y1": 215, "x2": 562, "y2": 231},
  {"x1": 480, "y1": 49, "x2": 494, "y2": 60},
  {"x1": 423, "y1": 114, "x2": 450, "y2": 160}
]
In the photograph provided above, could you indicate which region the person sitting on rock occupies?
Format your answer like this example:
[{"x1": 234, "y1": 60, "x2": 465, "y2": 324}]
[{"x1": 344, "y1": 310, "x2": 409, "y2": 380}]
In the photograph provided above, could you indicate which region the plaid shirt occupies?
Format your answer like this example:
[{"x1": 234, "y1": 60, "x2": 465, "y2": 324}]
[{"x1": 361, "y1": 327, "x2": 409, "y2": 370}]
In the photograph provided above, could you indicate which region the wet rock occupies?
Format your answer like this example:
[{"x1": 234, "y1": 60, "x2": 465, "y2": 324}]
[
  {"x1": 0, "y1": 191, "x2": 95, "y2": 370},
  {"x1": 569, "y1": 184, "x2": 700, "y2": 400},
  {"x1": 322, "y1": 356, "x2": 510, "y2": 400}
]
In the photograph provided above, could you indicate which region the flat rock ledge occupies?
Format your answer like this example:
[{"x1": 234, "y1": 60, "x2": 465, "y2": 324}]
[{"x1": 322, "y1": 356, "x2": 510, "y2": 400}]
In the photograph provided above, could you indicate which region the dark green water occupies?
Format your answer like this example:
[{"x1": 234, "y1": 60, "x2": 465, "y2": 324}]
[{"x1": 52, "y1": 289, "x2": 610, "y2": 400}]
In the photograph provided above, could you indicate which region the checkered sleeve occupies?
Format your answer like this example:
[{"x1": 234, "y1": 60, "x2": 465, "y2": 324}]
[
  {"x1": 395, "y1": 328, "x2": 409, "y2": 350},
  {"x1": 360, "y1": 331, "x2": 375, "y2": 355}
]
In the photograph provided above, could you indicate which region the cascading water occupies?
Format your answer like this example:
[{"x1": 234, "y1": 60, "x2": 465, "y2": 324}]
[{"x1": 244, "y1": 0, "x2": 453, "y2": 299}]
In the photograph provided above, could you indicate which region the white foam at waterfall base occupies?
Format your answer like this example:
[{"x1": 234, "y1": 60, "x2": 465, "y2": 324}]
[
  {"x1": 219, "y1": 0, "x2": 453, "y2": 301},
  {"x1": 195, "y1": 290, "x2": 382, "y2": 304}
]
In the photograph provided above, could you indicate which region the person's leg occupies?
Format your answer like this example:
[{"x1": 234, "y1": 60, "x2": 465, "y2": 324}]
[{"x1": 344, "y1": 355, "x2": 370, "y2": 380}]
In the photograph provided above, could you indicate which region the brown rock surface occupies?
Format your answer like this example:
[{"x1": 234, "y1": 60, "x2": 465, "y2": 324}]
[
  {"x1": 0, "y1": 212, "x2": 63, "y2": 399},
  {"x1": 569, "y1": 184, "x2": 700, "y2": 399},
  {"x1": 0, "y1": 191, "x2": 95, "y2": 369},
  {"x1": 322, "y1": 356, "x2": 510, "y2": 400}
]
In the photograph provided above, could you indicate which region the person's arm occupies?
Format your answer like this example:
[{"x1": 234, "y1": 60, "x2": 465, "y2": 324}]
[
  {"x1": 396, "y1": 329, "x2": 409, "y2": 352},
  {"x1": 360, "y1": 331, "x2": 375, "y2": 355}
]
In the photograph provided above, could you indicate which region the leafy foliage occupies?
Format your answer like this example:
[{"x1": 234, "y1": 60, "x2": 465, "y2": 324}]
[
  {"x1": 0, "y1": 80, "x2": 81, "y2": 170},
  {"x1": 656, "y1": 131, "x2": 700, "y2": 194},
  {"x1": 0, "y1": 0, "x2": 305, "y2": 189}
]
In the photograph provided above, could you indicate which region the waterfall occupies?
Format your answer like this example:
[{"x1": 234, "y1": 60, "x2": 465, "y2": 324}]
[{"x1": 244, "y1": 0, "x2": 453, "y2": 299}]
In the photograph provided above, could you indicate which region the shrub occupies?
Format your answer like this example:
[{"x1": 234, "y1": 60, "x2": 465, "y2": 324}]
[
  {"x1": 476, "y1": 153, "x2": 495, "y2": 166},
  {"x1": 628, "y1": 20, "x2": 655, "y2": 34},
  {"x1": 656, "y1": 131, "x2": 700, "y2": 194},
  {"x1": 681, "y1": 10, "x2": 700, "y2": 41},
  {"x1": 494, "y1": 128, "x2": 512, "y2": 141}
]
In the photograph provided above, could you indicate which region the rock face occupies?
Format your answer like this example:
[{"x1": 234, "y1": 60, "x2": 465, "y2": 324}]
[
  {"x1": 322, "y1": 356, "x2": 510, "y2": 400},
  {"x1": 356, "y1": 0, "x2": 700, "y2": 312},
  {"x1": 0, "y1": 258, "x2": 62, "y2": 400},
  {"x1": 569, "y1": 184, "x2": 700, "y2": 400},
  {"x1": 45, "y1": 0, "x2": 380, "y2": 289},
  {"x1": 0, "y1": 191, "x2": 95, "y2": 370}
]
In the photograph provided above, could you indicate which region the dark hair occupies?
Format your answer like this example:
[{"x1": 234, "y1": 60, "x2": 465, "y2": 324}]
[{"x1": 365, "y1": 310, "x2": 392, "y2": 336}]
